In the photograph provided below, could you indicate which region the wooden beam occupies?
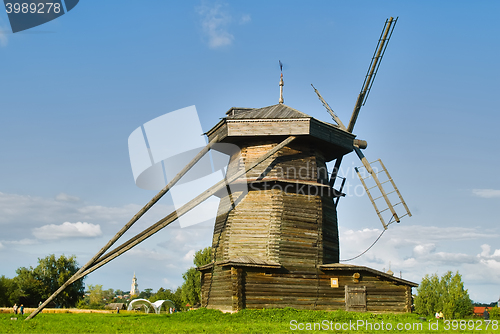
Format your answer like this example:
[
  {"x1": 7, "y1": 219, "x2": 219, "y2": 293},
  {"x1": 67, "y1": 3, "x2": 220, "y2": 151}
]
[
  {"x1": 74, "y1": 136, "x2": 296, "y2": 280},
  {"x1": 26, "y1": 135, "x2": 219, "y2": 320},
  {"x1": 29, "y1": 136, "x2": 296, "y2": 320}
]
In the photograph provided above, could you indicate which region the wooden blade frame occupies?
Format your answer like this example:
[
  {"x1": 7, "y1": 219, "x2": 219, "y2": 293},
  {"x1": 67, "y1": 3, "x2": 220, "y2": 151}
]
[
  {"x1": 27, "y1": 136, "x2": 296, "y2": 320},
  {"x1": 347, "y1": 17, "x2": 397, "y2": 133},
  {"x1": 311, "y1": 84, "x2": 347, "y2": 131},
  {"x1": 354, "y1": 147, "x2": 411, "y2": 229}
]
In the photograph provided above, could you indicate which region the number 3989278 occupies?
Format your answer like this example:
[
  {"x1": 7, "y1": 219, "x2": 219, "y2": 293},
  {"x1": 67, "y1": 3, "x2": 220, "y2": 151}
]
[{"x1": 5, "y1": 2, "x2": 61, "y2": 14}]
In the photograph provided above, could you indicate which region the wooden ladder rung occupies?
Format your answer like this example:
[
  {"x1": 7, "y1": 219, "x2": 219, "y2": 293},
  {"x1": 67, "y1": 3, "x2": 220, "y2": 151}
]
[
  {"x1": 373, "y1": 190, "x2": 397, "y2": 201},
  {"x1": 378, "y1": 207, "x2": 391, "y2": 214}
]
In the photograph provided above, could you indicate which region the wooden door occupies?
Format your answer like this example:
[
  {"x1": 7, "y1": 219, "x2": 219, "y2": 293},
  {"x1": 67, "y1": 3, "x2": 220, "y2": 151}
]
[{"x1": 345, "y1": 285, "x2": 366, "y2": 312}]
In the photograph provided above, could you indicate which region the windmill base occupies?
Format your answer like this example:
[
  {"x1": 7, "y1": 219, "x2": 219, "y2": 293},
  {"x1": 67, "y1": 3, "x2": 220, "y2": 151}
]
[{"x1": 198, "y1": 261, "x2": 416, "y2": 313}]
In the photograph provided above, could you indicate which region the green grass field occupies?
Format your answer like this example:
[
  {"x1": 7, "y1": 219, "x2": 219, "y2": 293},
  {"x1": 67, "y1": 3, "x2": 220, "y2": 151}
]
[{"x1": 1, "y1": 308, "x2": 499, "y2": 334}]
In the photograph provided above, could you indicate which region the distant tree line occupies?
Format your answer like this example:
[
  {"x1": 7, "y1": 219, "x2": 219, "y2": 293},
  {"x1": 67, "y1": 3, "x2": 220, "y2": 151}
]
[
  {"x1": 0, "y1": 246, "x2": 212, "y2": 312},
  {"x1": 76, "y1": 246, "x2": 211, "y2": 311},
  {"x1": 0, "y1": 254, "x2": 84, "y2": 308},
  {"x1": 0, "y1": 247, "x2": 212, "y2": 312}
]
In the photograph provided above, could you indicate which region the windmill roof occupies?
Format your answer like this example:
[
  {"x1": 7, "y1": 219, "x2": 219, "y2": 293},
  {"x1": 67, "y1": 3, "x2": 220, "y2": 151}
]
[
  {"x1": 206, "y1": 103, "x2": 355, "y2": 160},
  {"x1": 226, "y1": 104, "x2": 311, "y2": 120}
]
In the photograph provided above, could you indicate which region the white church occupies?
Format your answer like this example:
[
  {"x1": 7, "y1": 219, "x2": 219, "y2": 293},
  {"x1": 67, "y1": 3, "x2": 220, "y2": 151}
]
[{"x1": 130, "y1": 272, "x2": 139, "y2": 296}]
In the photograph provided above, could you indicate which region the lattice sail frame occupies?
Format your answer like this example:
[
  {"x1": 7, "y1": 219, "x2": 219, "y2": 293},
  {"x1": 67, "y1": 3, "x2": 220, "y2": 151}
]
[{"x1": 355, "y1": 158, "x2": 411, "y2": 229}]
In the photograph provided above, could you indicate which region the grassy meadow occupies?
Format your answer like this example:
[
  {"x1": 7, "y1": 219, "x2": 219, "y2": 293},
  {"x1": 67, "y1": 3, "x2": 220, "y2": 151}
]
[{"x1": 1, "y1": 308, "x2": 499, "y2": 334}]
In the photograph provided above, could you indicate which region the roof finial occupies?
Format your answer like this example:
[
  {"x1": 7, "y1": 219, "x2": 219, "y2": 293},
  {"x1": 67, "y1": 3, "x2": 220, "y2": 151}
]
[{"x1": 279, "y1": 60, "x2": 284, "y2": 104}]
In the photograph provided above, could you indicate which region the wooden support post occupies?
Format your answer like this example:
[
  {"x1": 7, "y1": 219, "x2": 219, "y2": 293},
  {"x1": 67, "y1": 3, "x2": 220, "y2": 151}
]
[
  {"x1": 231, "y1": 267, "x2": 243, "y2": 312},
  {"x1": 329, "y1": 156, "x2": 343, "y2": 188},
  {"x1": 26, "y1": 135, "x2": 219, "y2": 320},
  {"x1": 75, "y1": 136, "x2": 296, "y2": 280},
  {"x1": 28, "y1": 136, "x2": 296, "y2": 320},
  {"x1": 405, "y1": 285, "x2": 412, "y2": 313}
]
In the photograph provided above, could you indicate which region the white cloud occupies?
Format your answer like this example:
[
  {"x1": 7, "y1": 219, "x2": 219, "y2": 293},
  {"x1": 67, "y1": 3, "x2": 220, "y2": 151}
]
[
  {"x1": 2, "y1": 238, "x2": 38, "y2": 245},
  {"x1": 76, "y1": 203, "x2": 142, "y2": 224},
  {"x1": 0, "y1": 242, "x2": 3, "y2": 249},
  {"x1": 0, "y1": 19, "x2": 8, "y2": 47},
  {"x1": 413, "y1": 243, "x2": 436, "y2": 256},
  {"x1": 472, "y1": 189, "x2": 500, "y2": 198},
  {"x1": 197, "y1": 2, "x2": 234, "y2": 48},
  {"x1": 183, "y1": 249, "x2": 196, "y2": 262},
  {"x1": 128, "y1": 248, "x2": 173, "y2": 262},
  {"x1": 240, "y1": 14, "x2": 251, "y2": 25},
  {"x1": 480, "y1": 244, "x2": 491, "y2": 257},
  {"x1": 55, "y1": 193, "x2": 80, "y2": 202},
  {"x1": 0, "y1": 30, "x2": 7, "y2": 47},
  {"x1": 477, "y1": 243, "x2": 500, "y2": 261},
  {"x1": 32, "y1": 221, "x2": 102, "y2": 240},
  {"x1": 0, "y1": 191, "x2": 145, "y2": 231}
]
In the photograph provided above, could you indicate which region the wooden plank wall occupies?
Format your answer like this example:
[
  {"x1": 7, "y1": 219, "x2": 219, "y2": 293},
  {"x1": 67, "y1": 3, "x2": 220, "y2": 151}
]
[
  {"x1": 309, "y1": 118, "x2": 354, "y2": 152},
  {"x1": 226, "y1": 189, "x2": 281, "y2": 261},
  {"x1": 211, "y1": 140, "x2": 338, "y2": 265},
  {"x1": 241, "y1": 269, "x2": 411, "y2": 312},
  {"x1": 225, "y1": 140, "x2": 328, "y2": 183},
  {"x1": 279, "y1": 192, "x2": 321, "y2": 269},
  {"x1": 321, "y1": 196, "x2": 340, "y2": 264},
  {"x1": 227, "y1": 119, "x2": 310, "y2": 137},
  {"x1": 201, "y1": 266, "x2": 233, "y2": 313}
]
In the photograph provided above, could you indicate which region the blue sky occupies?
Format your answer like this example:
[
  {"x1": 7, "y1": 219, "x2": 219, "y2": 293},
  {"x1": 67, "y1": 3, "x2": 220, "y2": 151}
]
[{"x1": 1, "y1": 1, "x2": 499, "y2": 303}]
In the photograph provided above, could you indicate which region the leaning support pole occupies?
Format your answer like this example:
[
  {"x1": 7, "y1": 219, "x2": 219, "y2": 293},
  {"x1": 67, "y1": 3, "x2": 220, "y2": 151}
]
[
  {"x1": 72, "y1": 136, "x2": 296, "y2": 281},
  {"x1": 26, "y1": 135, "x2": 219, "y2": 320},
  {"x1": 27, "y1": 135, "x2": 295, "y2": 320}
]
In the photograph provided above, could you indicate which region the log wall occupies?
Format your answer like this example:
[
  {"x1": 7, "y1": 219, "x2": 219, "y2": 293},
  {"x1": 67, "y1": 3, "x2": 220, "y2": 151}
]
[
  {"x1": 201, "y1": 266, "x2": 414, "y2": 313},
  {"x1": 211, "y1": 140, "x2": 339, "y2": 265}
]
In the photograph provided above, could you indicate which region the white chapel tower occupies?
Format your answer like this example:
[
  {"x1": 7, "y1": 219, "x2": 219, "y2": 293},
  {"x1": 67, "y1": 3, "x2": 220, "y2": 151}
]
[{"x1": 130, "y1": 272, "x2": 139, "y2": 296}]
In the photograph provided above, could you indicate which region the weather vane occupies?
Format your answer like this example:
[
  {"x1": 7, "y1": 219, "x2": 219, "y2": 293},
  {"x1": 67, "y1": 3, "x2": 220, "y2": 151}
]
[{"x1": 279, "y1": 60, "x2": 284, "y2": 104}]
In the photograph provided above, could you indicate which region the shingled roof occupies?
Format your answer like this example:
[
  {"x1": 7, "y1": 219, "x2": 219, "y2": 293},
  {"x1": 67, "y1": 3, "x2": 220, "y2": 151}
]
[{"x1": 226, "y1": 104, "x2": 311, "y2": 120}]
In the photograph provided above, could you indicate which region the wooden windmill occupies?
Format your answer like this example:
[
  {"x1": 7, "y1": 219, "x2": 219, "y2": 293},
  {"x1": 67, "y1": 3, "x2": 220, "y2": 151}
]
[
  {"x1": 196, "y1": 17, "x2": 414, "y2": 313},
  {"x1": 27, "y1": 17, "x2": 415, "y2": 320}
]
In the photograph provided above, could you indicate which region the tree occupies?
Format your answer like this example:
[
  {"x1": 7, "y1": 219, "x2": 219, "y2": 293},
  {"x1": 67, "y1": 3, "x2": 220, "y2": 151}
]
[
  {"x1": 0, "y1": 275, "x2": 17, "y2": 307},
  {"x1": 103, "y1": 288, "x2": 115, "y2": 303},
  {"x1": 414, "y1": 273, "x2": 440, "y2": 316},
  {"x1": 181, "y1": 268, "x2": 200, "y2": 306},
  {"x1": 88, "y1": 284, "x2": 104, "y2": 305},
  {"x1": 150, "y1": 287, "x2": 183, "y2": 311},
  {"x1": 181, "y1": 247, "x2": 212, "y2": 307},
  {"x1": 415, "y1": 271, "x2": 473, "y2": 318},
  {"x1": 138, "y1": 288, "x2": 153, "y2": 299},
  {"x1": 13, "y1": 254, "x2": 84, "y2": 308}
]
